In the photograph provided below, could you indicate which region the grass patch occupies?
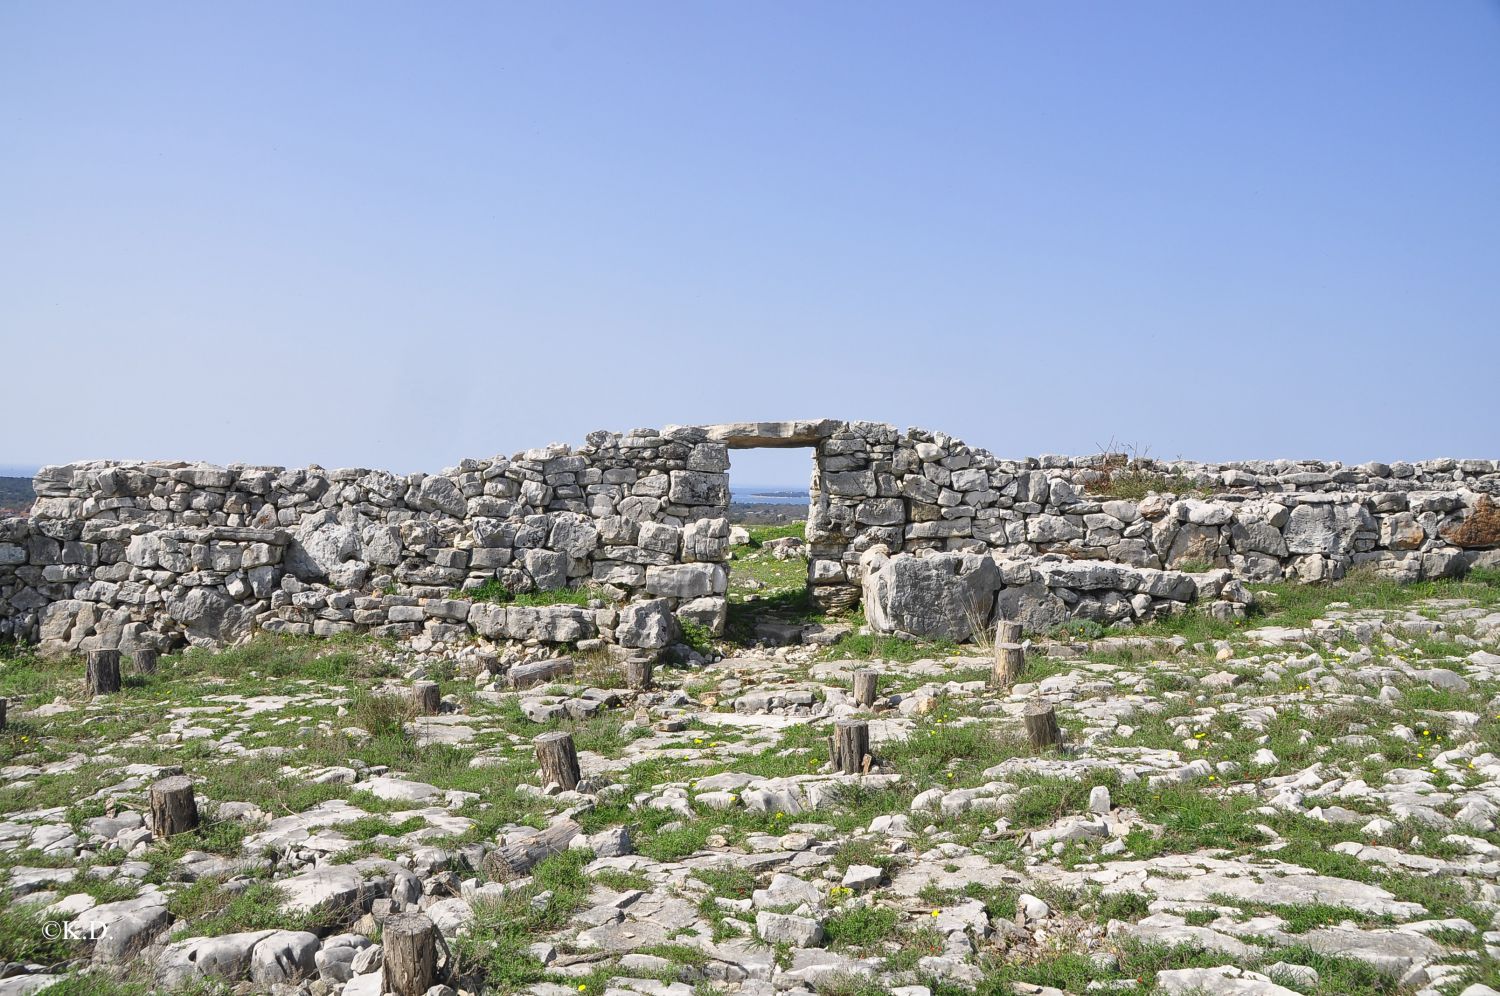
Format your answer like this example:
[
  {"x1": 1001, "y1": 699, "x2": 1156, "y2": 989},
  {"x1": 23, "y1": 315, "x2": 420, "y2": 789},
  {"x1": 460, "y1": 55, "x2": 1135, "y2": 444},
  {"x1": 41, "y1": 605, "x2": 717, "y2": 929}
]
[
  {"x1": 457, "y1": 578, "x2": 596, "y2": 607},
  {"x1": 823, "y1": 904, "x2": 899, "y2": 949},
  {"x1": 822, "y1": 632, "x2": 961, "y2": 662},
  {"x1": 451, "y1": 849, "x2": 592, "y2": 990}
]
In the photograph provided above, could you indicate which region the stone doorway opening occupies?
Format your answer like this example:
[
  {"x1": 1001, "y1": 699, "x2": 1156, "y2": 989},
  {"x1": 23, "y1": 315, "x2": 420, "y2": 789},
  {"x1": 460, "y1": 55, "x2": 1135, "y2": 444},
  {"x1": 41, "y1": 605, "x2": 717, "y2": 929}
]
[{"x1": 706, "y1": 421, "x2": 844, "y2": 646}]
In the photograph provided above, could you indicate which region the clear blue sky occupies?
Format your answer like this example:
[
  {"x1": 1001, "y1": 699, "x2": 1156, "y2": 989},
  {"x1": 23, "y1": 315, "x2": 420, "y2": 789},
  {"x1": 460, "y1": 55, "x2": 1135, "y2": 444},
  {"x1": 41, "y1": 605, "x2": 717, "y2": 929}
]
[{"x1": 3, "y1": 2, "x2": 1497, "y2": 485}]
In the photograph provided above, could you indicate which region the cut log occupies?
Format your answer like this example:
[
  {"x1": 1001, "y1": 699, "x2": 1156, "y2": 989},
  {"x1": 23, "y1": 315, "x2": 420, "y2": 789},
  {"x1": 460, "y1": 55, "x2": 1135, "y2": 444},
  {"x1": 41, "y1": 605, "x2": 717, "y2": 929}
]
[
  {"x1": 508, "y1": 657, "x2": 574, "y2": 690},
  {"x1": 534, "y1": 731, "x2": 581, "y2": 791},
  {"x1": 413, "y1": 681, "x2": 441, "y2": 715},
  {"x1": 830, "y1": 718, "x2": 870, "y2": 775},
  {"x1": 382, "y1": 911, "x2": 438, "y2": 996},
  {"x1": 991, "y1": 620, "x2": 1024, "y2": 688},
  {"x1": 149, "y1": 775, "x2": 199, "y2": 838},
  {"x1": 624, "y1": 656, "x2": 653, "y2": 691},
  {"x1": 481, "y1": 819, "x2": 582, "y2": 882},
  {"x1": 851, "y1": 670, "x2": 879, "y2": 708},
  {"x1": 86, "y1": 650, "x2": 122, "y2": 696},
  {"x1": 1023, "y1": 701, "x2": 1062, "y2": 750},
  {"x1": 132, "y1": 649, "x2": 158, "y2": 676}
]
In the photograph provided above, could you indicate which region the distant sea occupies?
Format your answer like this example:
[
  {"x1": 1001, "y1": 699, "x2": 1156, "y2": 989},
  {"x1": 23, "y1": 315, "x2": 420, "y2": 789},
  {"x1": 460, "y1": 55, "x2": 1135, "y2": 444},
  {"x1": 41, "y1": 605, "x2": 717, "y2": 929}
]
[
  {"x1": 0, "y1": 465, "x2": 39, "y2": 478},
  {"x1": 731, "y1": 485, "x2": 809, "y2": 506}
]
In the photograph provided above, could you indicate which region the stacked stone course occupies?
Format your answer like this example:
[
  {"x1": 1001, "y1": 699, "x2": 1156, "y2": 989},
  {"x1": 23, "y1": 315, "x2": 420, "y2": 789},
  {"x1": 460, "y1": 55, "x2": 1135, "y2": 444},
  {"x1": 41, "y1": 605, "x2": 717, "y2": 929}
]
[
  {"x1": 808, "y1": 424, "x2": 1500, "y2": 612},
  {"x1": 0, "y1": 427, "x2": 733, "y2": 653},
  {"x1": 1, "y1": 419, "x2": 1496, "y2": 652}
]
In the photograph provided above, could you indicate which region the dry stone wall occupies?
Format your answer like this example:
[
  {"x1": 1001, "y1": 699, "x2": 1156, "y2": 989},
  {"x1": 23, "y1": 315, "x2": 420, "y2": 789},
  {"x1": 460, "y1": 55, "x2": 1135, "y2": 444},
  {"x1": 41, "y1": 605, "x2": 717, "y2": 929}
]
[
  {"x1": 1, "y1": 418, "x2": 1496, "y2": 652},
  {"x1": 808, "y1": 423, "x2": 1499, "y2": 635},
  {"x1": 0, "y1": 427, "x2": 733, "y2": 654},
  {"x1": 808, "y1": 423, "x2": 1500, "y2": 606}
]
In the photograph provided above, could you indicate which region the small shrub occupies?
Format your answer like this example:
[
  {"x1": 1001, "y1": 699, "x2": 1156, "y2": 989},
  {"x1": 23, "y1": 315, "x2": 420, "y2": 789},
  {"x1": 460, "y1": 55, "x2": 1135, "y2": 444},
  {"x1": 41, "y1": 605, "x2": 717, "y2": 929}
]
[
  {"x1": 691, "y1": 866, "x2": 757, "y2": 900},
  {"x1": 0, "y1": 898, "x2": 80, "y2": 963},
  {"x1": 1096, "y1": 890, "x2": 1151, "y2": 922},
  {"x1": 639, "y1": 822, "x2": 711, "y2": 862},
  {"x1": 679, "y1": 619, "x2": 714, "y2": 654},
  {"x1": 823, "y1": 632, "x2": 960, "y2": 662},
  {"x1": 349, "y1": 689, "x2": 417, "y2": 740},
  {"x1": 1053, "y1": 619, "x2": 1106, "y2": 641},
  {"x1": 1086, "y1": 466, "x2": 1197, "y2": 501},
  {"x1": 823, "y1": 905, "x2": 899, "y2": 949}
]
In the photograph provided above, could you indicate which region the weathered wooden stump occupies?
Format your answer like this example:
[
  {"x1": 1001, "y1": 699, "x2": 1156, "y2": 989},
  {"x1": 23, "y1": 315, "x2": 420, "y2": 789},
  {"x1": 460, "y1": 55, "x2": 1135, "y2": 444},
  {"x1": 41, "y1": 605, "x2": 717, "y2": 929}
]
[
  {"x1": 86, "y1": 650, "x2": 122, "y2": 696},
  {"x1": 481, "y1": 818, "x2": 582, "y2": 882},
  {"x1": 852, "y1": 670, "x2": 879, "y2": 708},
  {"x1": 149, "y1": 775, "x2": 199, "y2": 838},
  {"x1": 830, "y1": 718, "x2": 870, "y2": 775},
  {"x1": 413, "y1": 681, "x2": 441, "y2": 715},
  {"x1": 991, "y1": 621, "x2": 1024, "y2": 688},
  {"x1": 624, "y1": 656, "x2": 653, "y2": 691},
  {"x1": 132, "y1": 649, "x2": 158, "y2": 676},
  {"x1": 382, "y1": 911, "x2": 438, "y2": 996},
  {"x1": 534, "y1": 731, "x2": 581, "y2": 791},
  {"x1": 1023, "y1": 701, "x2": 1062, "y2": 750}
]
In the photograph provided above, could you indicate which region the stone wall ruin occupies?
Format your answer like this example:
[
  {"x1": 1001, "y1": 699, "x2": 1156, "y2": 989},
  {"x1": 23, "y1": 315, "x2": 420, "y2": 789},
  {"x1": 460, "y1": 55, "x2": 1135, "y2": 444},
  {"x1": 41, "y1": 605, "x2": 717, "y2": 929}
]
[{"x1": 1, "y1": 419, "x2": 1496, "y2": 654}]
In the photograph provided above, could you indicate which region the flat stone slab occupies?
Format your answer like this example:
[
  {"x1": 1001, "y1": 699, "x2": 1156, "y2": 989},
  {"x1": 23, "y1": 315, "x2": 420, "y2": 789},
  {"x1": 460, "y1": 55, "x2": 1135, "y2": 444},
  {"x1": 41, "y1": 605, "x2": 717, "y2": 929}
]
[
  {"x1": 244, "y1": 799, "x2": 372, "y2": 852},
  {"x1": 1297, "y1": 926, "x2": 1446, "y2": 977},
  {"x1": 1042, "y1": 852, "x2": 1428, "y2": 919},
  {"x1": 697, "y1": 419, "x2": 842, "y2": 448},
  {"x1": 361, "y1": 775, "x2": 442, "y2": 802},
  {"x1": 0, "y1": 976, "x2": 64, "y2": 996},
  {"x1": 574, "y1": 918, "x2": 669, "y2": 952},
  {"x1": 891, "y1": 854, "x2": 1022, "y2": 896},
  {"x1": 78, "y1": 893, "x2": 172, "y2": 963},
  {"x1": 276, "y1": 865, "x2": 366, "y2": 913},
  {"x1": 693, "y1": 712, "x2": 814, "y2": 731},
  {"x1": 406, "y1": 716, "x2": 478, "y2": 747},
  {"x1": 1156, "y1": 966, "x2": 1301, "y2": 995}
]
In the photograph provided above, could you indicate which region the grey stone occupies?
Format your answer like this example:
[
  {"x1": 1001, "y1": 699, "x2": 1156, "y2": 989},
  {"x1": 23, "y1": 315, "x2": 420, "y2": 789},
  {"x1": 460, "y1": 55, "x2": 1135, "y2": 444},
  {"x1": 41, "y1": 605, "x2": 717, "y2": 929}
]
[
  {"x1": 756, "y1": 910, "x2": 824, "y2": 947},
  {"x1": 156, "y1": 930, "x2": 275, "y2": 987},
  {"x1": 249, "y1": 930, "x2": 320, "y2": 984},
  {"x1": 862, "y1": 551, "x2": 1001, "y2": 641},
  {"x1": 616, "y1": 599, "x2": 676, "y2": 650},
  {"x1": 841, "y1": 864, "x2": 883, "y2": 893},
  {"x1": 645, "y1": 563, "x2": 725, "y2": 598}
]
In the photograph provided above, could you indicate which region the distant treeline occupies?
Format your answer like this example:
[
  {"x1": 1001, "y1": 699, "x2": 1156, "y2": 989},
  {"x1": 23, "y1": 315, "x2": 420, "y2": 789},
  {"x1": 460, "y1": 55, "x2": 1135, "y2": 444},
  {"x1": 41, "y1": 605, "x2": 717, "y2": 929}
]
[
  {"x1": 0, "y1": 477, "x2": 34, "y2": 514},
  {"x1": 729, "y1": 501, "x2": 806, "y2": 526}
]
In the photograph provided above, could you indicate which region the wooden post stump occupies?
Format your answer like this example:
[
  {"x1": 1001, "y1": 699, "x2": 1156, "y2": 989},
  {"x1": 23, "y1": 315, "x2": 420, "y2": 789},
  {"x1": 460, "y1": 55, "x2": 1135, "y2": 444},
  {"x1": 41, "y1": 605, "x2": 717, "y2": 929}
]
[
  {"x1": 534, "y1": 731, "x2": 581, "y2": 791},
  {"x1": 991, "y1": 621, "x2": 1024, "y2": 688},
  {"x1": 481, "y1": 818, "x2": 582, "y2": 881},
  {"x1": 852, "y1": 670, "x2": 879, "y2": 708},
  {"x1": 830, "y1": 718, "x2": 870, "y2": 775},
  {"x1": 132, "y1": 649, "x2": 158, "y2": 676},
  {"x1": 625, "y1": 656, "x2": 653, "y2": 691},
  {"x1": 86, "y1": 650, "x2": 122, "y2": 696},
  {"x1": 1023, "y1": 701, "x2": 1062, "y2": 750},
  {"x1": 149, "y1": 775, "x2": 199, "y2": 838},
  {"x1": 382, "y1": 911, "x2": 438, "y2": 996},
  {"x1": 413, "y1": 681, "x2": 441, "y2": 715}
]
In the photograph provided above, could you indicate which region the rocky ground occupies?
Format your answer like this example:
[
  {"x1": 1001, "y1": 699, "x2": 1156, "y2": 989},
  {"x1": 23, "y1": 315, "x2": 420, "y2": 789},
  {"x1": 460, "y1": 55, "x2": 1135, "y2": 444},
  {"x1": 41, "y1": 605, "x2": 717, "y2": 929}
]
[{"x1": 2, "y1": 569, "x2": 1500, "y2": 996}]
